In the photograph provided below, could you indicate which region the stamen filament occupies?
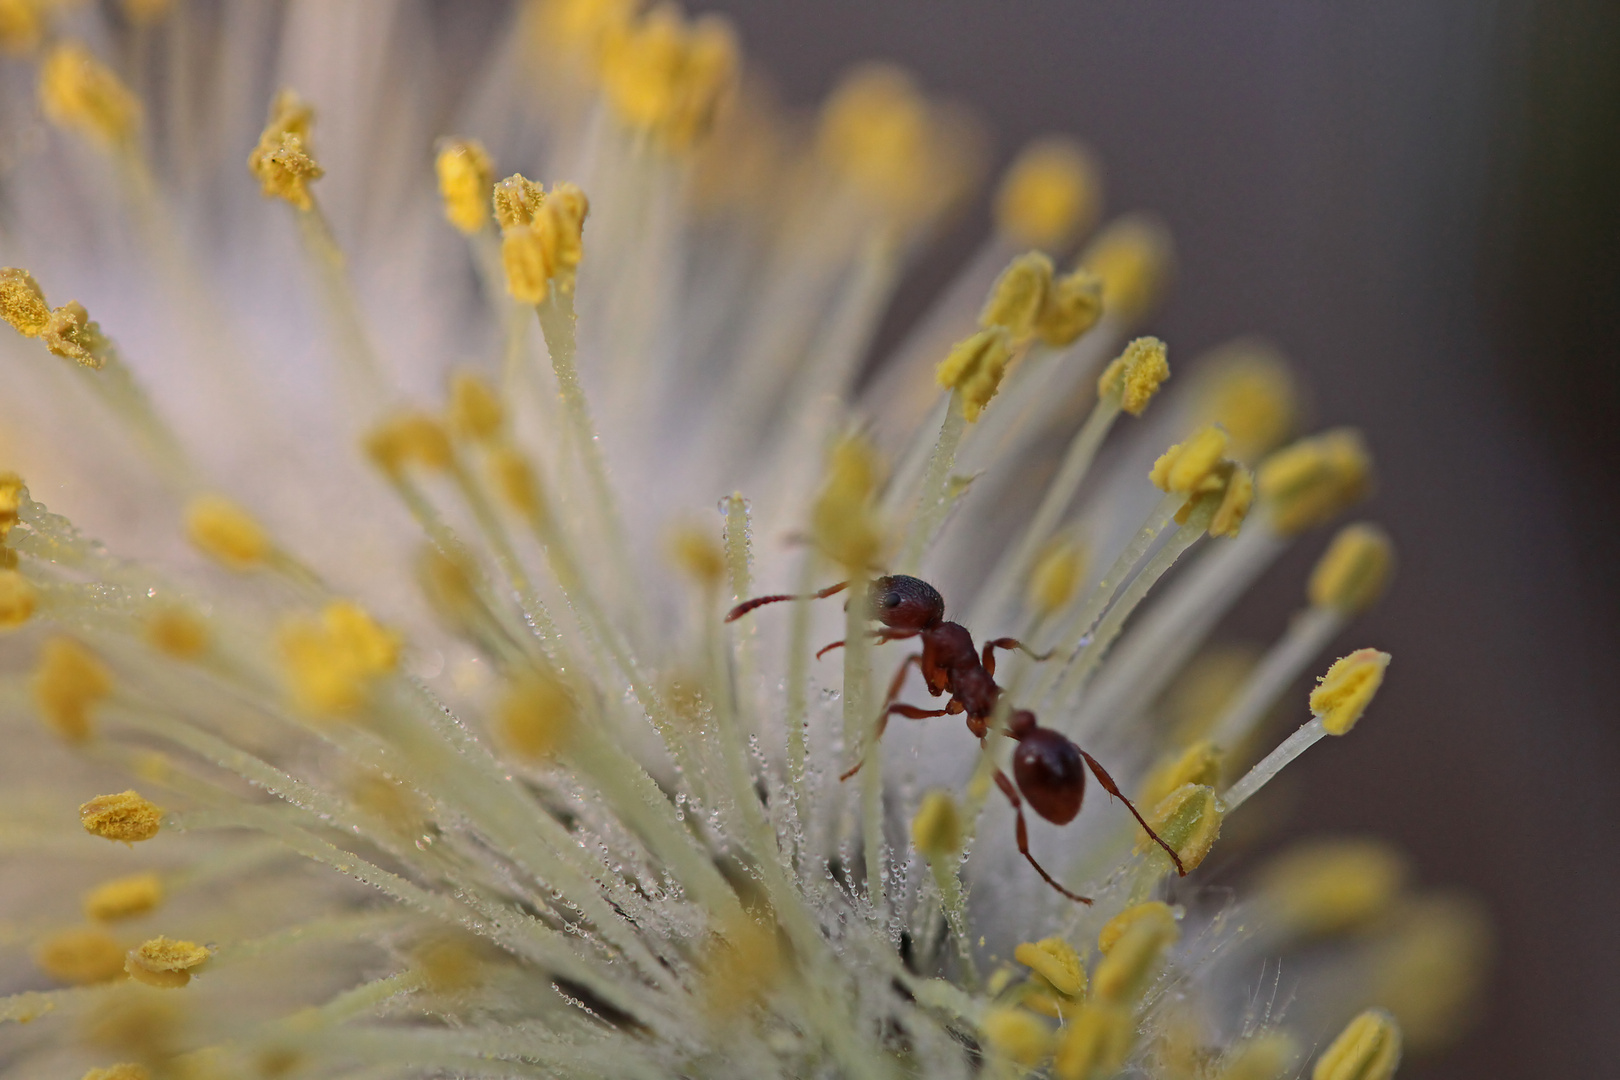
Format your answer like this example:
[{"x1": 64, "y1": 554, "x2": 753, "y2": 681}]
[
  {"x1": 898, "y1": 392, "x2": 967, "y2": 573},
  {"x1": 1207, "y1": 606, "x2": 1345, "y2": 750},
  {"x1": 1220, "y1": 716, "x2": 1326, "y2": 812}
]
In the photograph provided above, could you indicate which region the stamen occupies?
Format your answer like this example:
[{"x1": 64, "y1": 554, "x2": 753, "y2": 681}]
[
  {"x1": 145, "y1": 606, "x2": 209, "y2": 660},
  {"x1": 979, "y1": 252, "x2": 1053, "y2": 343},
  {"x1": 277, "y1": 601, "x2": 401, "y2": 717},
  {"x1": 1135, "y1": 782, "x2": 1221, "y2": 873},
  {"x1": 0, "y1": 267, "x2": 51, "y2": 337},
  {"x1": 495, "y1": 667, "x2": 576, "y2": 761},
  {"x1": 435, "y1": 139, "x2": 495, "y2": 235},
  {"x1": 247, "y1": 89, "x2": 322, "y2": 210},
  {"x1": 1311, "y1": 1010, "x2": 1401, "y2": 1080},
  {"x1": 598, "y1": 6, "x2": 738, "y2": 150},
  {"x1": 1098, "y1": 335, "x2": 1171, "y2": 415},
  {"x1": 124, "y1": 936, "x2": 210, "y2": 988},
  {"x1": 84, "y1": 873, "x2": 164, "y2": 923},
  {"x1": 1214, "y1": 1033, "x2": 1300, "y2": 1080},
  {"x1": 1079, "y1": 215, "x2": 1174, "y2": 327},
  {"x1": 34, "y1": 927, "x2": 126, "y2": 985},
  {"x1": 980, "y1": 1007, "x2": 1054, "y2": 1066},
  {"x1": 994, "y1": 136, "x2": 1101, "y2": 250},
  {"x1": 935, "y1": 325, "x2": 1015, "y2": 424},
  {"x1": 1256, "y1": 428, "x2": 1374, "y2": 536},
  {"x1": 184, "y1": 495, "x2": 270, "y2": 570},
  {"x1": 1054, "y1": 1002, "x2": 1133, "y2": 1080},
  {"x1": 79, "y1": 790, "x2": 162, "y2": 842},
  {"x1": 39, "y1": 41, "x2": 142, "y2": 150},
  {"x1": 0, "y1": 568, "x2": 37, "y2": 628},
  {"x1": 1253, "y1": 838, "x2": 1406, "y2": 938},
  {"x1": 1307, "y1": 523, "x2": 1396, "y2": 614},
  {"x1": 33, "y1": 635, "x2": 113, "y2": 743},
  {"x1": 1096, "y1": 901, "x2": 1176, "y2": 957},
  {"x1": 1190, "y1": 339, "x2": 1299, "y2": 461},
  {"x1": 1014, "y1": 937, "x2": 1086, "y2": 999},
  {"x1": 1137, "y1": 740, "x2": 1222, "y2": 811},
  {"x1": 81, "y1": 1065, "x2": 150, "y2": 1080}
]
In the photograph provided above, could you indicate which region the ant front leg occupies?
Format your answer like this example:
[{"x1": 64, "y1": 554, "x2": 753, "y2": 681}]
[
  {"x1": 991, "y1": 766, "x2": 1093, "y2": 904},
  {"x1": 981, "y1": 637, "x2": 1055, "y2": 677},
  {"x1": 1077, "y1": 749, "x2": 1188, "y2": 875},
  {"x1": 817, "y1": 627, "x2": 918, "y2": 660}
]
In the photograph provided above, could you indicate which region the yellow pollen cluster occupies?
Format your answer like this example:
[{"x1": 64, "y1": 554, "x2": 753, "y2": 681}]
[
  {"x1": 0, "y1": 470, "x2": 22, "y2": 539},
  {"x1": 1312, "y1": 1010, "x2": 1402, "y2": 1080},
  {"x1": 121, "y1": 0, "x2": 175, "y2": 25},
  {"x1": 35, "y1": 927, "x2": 126, "y2": 985},
  {"x1": 84, "y1": 872, "x2": 165, "y2": 922},
  {"x1": 41, "y1": 301, "x2": 110, "y2": 368},
  {"x1": 497, "y1": 175, "x2": 591, "y2": 304},
  {"x1": 994, "y1": 136, "x2": 1101, "y2": 250},
  {"x1": 1150, "y1": 425, "x2": 1230, "y2": 494},
  {"x1": 599, "y1": 5, "x2": 738, "y2": 149},
  {"x1": 185, "y1": 495, "x2": 271, "y2": 570},
  {"x1": 435, "y1": 139, "x2": 495, "y2": 234},
  {"x1": 489, "y1": 445, "x2": 547, "y2": 521},
  {"x1": 1014, "y1": 937, "x2": 1086, "y2": 999},
  {"x1": 365, "y1": 413, "x2": 454, "y2": 477},
  {"x1": 497, "y1": 667, "x2": 578, "y2": 761},
  {"x1": 447, "y1": 371, "x2": 505, "y2": 443},
  {"x1": 145, "y1": 606, "x2": 209, "y2": 659},
  {"x1": 700, "y1": 912, "x2": 785, "y2": 1019},
  {"x1": 125, "y1": 935, "x2": 210, "y2": 988},
  {"x1": 1138, "y1": 782, "x2": 1222, "y2": 871},
  {"x1": 1310, "y1": 648, "x2": 1390, "y2": 736},
  {"x1": 1079, "y1": 215, "x2": 1173, "y2": 325},
  {"x1": 0, "y1": 0, "x2": 46, "y2": 55},
  {"x1": 1097, "y1": 336, "x2": 1170, "y2": 415},
  {"x1": 248, "y1": 89, "x2": 323, "y2": 210},
  {"x1": 981, "y1": 1006, "x2": 1054, "y2": 1066},
  {"x1": 80, "y1": 790, "x2": 163, "y2": 843},
  {"x1": 82, "y1": 1065, "x2": 151, "y2": 1080},
  {"x1": 1, "y1": 266, "x2": 51, "y2": 336},
  {"x1": 1138, "y1": 739, "x2": 1222, "y2": 811},
  {"x1": 1256, "y1": 428, "x2": 1374, "y2": 536},
  {"x1": 1308, "y1": 523, "x2": 1395, "y2": 613},
  {"x1": 33, "y1": 635, "x2": 113, "y2": 743},
  {"x1": 0, "y1": 567, "x2": 37, "y2": 629},
  {"x1": 910, "y1": 789, "x2": 962, "y2": 858},
  {"x1": 279, "y1": 601, "x2": 401, "y2": 716},
  {"x1": 1098, "y1": 901, "x2": 1178, "y2": 957},
  {"x1": 1194, "y1": 341, "x2": 1299, "y2": 461},
  {"x1": 1255, "y1": 838, "x2": 1407, "y2": 937},
  {"x1": 936, "y1": 326, "x2": 1014, "y2": 422},
  {"x1": 669, "y1": 522, "x2": 726, "y2": 588},
  {"x1": 1027, "y1": 539, "x2": 1085, "y2": 618},
  {"x1": 39, "y1": 41, "x2": 142, "y2": 148},
  {"x1": 809, "y1": 435, "x2": 886, "y2": 572},
  {"x1": 980, "y1": 252, "x2": 1103, "y2": 349}
]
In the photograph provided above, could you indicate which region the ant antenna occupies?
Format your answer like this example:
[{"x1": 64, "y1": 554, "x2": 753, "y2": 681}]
[{"x1": 725, "y1": 581, "x2": 849, "y2": 622}]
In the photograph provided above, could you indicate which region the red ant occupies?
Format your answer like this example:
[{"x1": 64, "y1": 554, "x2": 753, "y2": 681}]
[{"x1": 726, "y1": 574, "x2": 1187, "y2": 902}]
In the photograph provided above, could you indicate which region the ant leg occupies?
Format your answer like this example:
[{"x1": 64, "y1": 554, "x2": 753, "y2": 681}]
[
  {"x1": 817, "y1": 639, "x2": 846, "y2": 660},
  {"x1": 726, "y1": 581, "x2": 849, "y2": 622},
  {"x1": 817, "y1": 627, "x2": 918, "y2": 661},
  {"x1": 840, "y1": 701, "x2": 949, "y2": 781},
  {"x1": 1077, "y1": 749, "x2": 1188, "y2": 875},
  {"x1": 992, "y1": 768, "x2": 1092, "y2": 904},
  {"x1": 980, "y1": 637, "x2": 1056, "y2": 677}
]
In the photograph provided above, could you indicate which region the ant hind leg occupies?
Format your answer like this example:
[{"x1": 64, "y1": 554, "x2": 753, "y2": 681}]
[
  {"x1": 981, "y1": 637, "x2": 1056, "y2": 677},
  {"x1": 1077, "y1": 749, "x2": 1188, "y2": 875},
  {"x1": 992, "y1": 768, "x2": 1092, "y2": 904}
]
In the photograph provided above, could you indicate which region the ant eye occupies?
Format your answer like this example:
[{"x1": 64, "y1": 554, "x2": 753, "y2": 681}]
[{"x1": 883, "y1": 592, "x2": 902, "y2": 609}]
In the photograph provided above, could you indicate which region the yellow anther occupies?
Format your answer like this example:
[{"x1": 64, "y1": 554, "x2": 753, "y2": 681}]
[
  {"x1": 498, "y1": 667, "x2": 577, "y2": 761},
  {"x1": 1309, "y1": 523, "x2": 1395, "y2": 614},
  {"x1": 1036, "y1": 268, "x2": 1104, "y2": 347},
  {"x1": 364, "y1": 413, "x2": 454, "y2": 477},
  {"x1": 1013, "y1": 937, "x2": 1085, "y2": 999},
  {"x1": 435, "y1": 139, "x2": 495, "y2": 234},
  {"x1": 489, "y1": 445, "x2": 547, "y2": 521},
  {"x1": 1097, "y1": 901, "x2": 1178, "y2": 957},
  {"x1": 248, "y1": 89, "x2": 323, "y2": 210},
  {"x1": 0, "y1": 470, "x2": 22, "y2": 538},
  {"x1": 1206, "y1": 462, "x2": 1254, "y2": 538},
  {"x1": 531, "y1": 0, "x2": 638, "y2": 59},
  {"x1": 1310, "y1": 648, "x2": 1390, "y2": 736},
  {"x1": 501, "y1": 225, "x2": 550, "y2": 304},
  {"x1": 1138, "y1": 782, "x2": 1222, "y2": 872},
  {"x1": 416, "y1": 546, "x2": 481, "y2": 632},
  {"x1": 0, "y1": 0, "x2": 46, "y2": 55},
  {"x1": 1028, "y1": 539, "x2": 1086, "y2": 618},
  {"x1": 669, "y1": 522, "x2": 726, "y2": 589},
  {"x1": 1138, "y1": 741, "x2": 1222, "y2": 817},
  {"x1": 980, "y1": 1006, "x2": 1054, "y2": 1066},
  {"x1": 980, "y1": 251, "x2": 1054, "y2": 342},
  {"x1": 994, "y1": 136, "x2": 1101, "y2": 250},
  {"x1": 1194, "y1": 340, "x2": 1299, "y2": 461},
  {"x1": 911, "y1": 789, "x2": 962, "y2": 859},
  {"x1": 447, "y1": 371, "x2": 504, "y2": 443},
  {"x1": 1370, "y1": 894, "x2": 1491, "y2": 1051},
  {"x1": 185, "y1": 495, "x2": 271, "y2": 570},
  {"x1": 1097, "y1": 336, "x2": 1170, "y2": 416},
  {"x1": 700, "y1": 911, "x2": 785, "y2": 1018},
  {"x1": 1256, "y1": 428, "x2": 1374, "y2": 536},
  {"x1": 1079, "y1": 214, "x2": 1173, "y2": 325},
  {"x1": 33, "y1": 635, "x2": 112, "y2": 743},
  {"x1": 1312, "y1": 1009, "x2": 1401, "y2": 1080},
  {"x1": 84, "y1": 873, "x2": 164, "y2": 922},
  {"x1": 1, "y1": 267, "x2": 51, "y2": 336},
  {"x1": 35, "y1": 927, "x2": 126, "y2": 984},
  {"x1": 536, "y1": 181, "x2": 590, "y2": 296},
  {"x1": 120, "y1": 0, "x2": 175, "y2": 24},
  {"x1": 599, "y1": 6, "x2": 738, "y2": 149},
  {"x1": 125, "y1": 936, "x2": 210, "y2": 989},
  {"x1": 936, "y1": 326, "x2": 1014, "y2": 423},
  {"x1": 145, "y1": 606, "x2": 208, "y2": 659},
  {"x1": 279, "y1": 601, "x2": 401, "y2": 716},
  {"x1": 809, "y1": 434, "x2": 887, "y2": 572},
  {"x1": 411, "y1": 930, "x2": 488, "y2": 992},
  {"x1": 491, "y1": 173, "x2": 543, "y2": 229},
  {"x1": 1093, "y1": 906, "x2": 1178, "y2": 1005},
  {"x1": 80, "y1": 790, "x2": 162, "y2": 843},
  {"x1": 1215, "y1": 1032, "x2": 1300, "y2": 1080},
  {"x1": 0, "y1": 568, "x2": 37, "y2": 628},
  {"x1": 1053, "y1": 1002, "x2": 1133, "y2": 1080},
  {"x1": 1151, "y1": 425, "x2": 1230, "y2": 495},
  {"x1": 82, "y1": 1065, "x2": 151, "y2": 1080},
  {"x1": 41, "y1": 301, "x2": 109, "y2": 368},
  {"x1": 40, "y1": 42, "x2": 142, "y2": 148},
  {"x1": 1255, "y1": 837, "x2": 1407, "y2": 937},
  {"x1": 348, "y1": 767, "x2": 424, "y2": 833}
]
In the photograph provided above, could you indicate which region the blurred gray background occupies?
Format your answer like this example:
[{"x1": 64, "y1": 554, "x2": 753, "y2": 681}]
[{"x1": 699, "y1": 1, "x2": 1620, "y2": 1077}]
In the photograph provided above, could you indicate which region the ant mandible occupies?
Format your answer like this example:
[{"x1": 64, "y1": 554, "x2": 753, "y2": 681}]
[{"x1": 726, "y1": 573, "x2": 1187, "y2": 903}]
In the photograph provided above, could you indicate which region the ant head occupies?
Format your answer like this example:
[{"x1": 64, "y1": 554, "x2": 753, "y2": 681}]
[{"x1": 869, "y1": 575, "x2": 945, "y2": 631}]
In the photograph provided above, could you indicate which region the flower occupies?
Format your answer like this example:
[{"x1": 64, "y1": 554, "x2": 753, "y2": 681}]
[{"x1": 0, "y1": 2, "x2": 1487, "y2": 1078}]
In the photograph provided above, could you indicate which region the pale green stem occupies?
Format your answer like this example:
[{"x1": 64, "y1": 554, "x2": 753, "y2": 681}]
[
  {"x1": 722, "y1": 492, "x2": 761, "y2": 737},
  {"x1": 1207, "y1": 605, "x2": 1346, "y2": 750},
  {"x1": 1221, "y1": 716, "x2": 1329, "y2": 811},
  {"x1": 969, "y1": 391, "x2": 1123, "y2": 630},
  {"x1": 840, "y1": 573, "x2": 881, "y2": 906},
  {"x1": 1049, "y1": 502, "x2": 1214, "y2": 721},
  {"x1": 295, "y1": 201, "x2": 390, "y2": 410},
  {"x1": 446, "y1": 455, "x2": 562, "y2": 652},
  {"x1": 898, "y1": 391, "x2": 967, "y2": 573},
  {"x1": 929, "y1": 857, "x2": 979, "y2": 984},
  {"x1": 68, "y1": 345, "x2": 201, "y2": 494},
  {"x1": 784, "y1": 553, "x2": 819, "y2": 815}
]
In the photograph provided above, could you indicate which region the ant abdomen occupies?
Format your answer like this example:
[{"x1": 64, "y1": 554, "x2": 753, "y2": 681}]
[{"x1": 1013, "y1": 728, "x2": 1086, "y2": 825}]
